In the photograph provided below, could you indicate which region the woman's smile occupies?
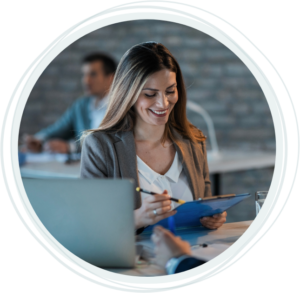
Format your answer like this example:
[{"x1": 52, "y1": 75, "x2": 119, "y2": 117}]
[{"x1": 149, "y1": 108, "x2": 169, "y2": 117}]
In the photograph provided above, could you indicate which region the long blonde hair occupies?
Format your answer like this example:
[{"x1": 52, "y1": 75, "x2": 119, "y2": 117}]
[{"x1": 81, "y1": 42, "x2": 206, "y2": 146}]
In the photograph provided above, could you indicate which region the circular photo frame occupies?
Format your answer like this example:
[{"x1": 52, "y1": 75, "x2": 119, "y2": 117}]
[{"x1": 2, "y1": 1, "x2": 298, "y2": 291}]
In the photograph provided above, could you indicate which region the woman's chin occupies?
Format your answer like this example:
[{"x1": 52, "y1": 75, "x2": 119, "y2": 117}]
[{"x1": 149, "y1": 118, "x2": 169, "y2": 126}]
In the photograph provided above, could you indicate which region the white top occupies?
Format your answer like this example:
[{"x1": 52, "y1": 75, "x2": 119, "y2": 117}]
[
  {"x1": 89, "y1": 95, "x2": 109, "y2": 129},
  {"x1": 136, "y1": 152, "x2": 194, "y2": 209}
]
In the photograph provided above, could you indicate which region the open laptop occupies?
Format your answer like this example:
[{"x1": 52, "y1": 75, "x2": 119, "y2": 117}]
[{"x1": 22, "y1": 178, "x2": 136, "y2": 268}]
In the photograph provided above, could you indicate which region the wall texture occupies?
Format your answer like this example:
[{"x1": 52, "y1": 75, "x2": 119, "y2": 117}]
[{"x1": 20, "y1": 20, "x2": 275, "y2": 221}]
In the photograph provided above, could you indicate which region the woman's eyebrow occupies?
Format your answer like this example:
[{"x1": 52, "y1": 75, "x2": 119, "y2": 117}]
[{"x1": 142, "y1": 83, "x2": 177, "y2": 91}]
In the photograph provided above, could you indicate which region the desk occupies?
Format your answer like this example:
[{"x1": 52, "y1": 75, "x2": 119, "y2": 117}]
[
  {"x1": 207, "y1": 151, "x2": 275, "y2": 195},
  {"x1": 107, "y1": 220, "x2": 252, "y2": 276},
  {"x1": 20, "y1": 151, "x2": 275, "y2": 185},
  {"x1": 20, "y1": 161, "x2": 80, "y2": 178}
]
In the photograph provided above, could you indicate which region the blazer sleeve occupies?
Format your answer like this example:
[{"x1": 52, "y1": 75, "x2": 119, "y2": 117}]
[
  {"x1": 34, "y1": 102, "x2": 76, "y2": 141},
  {"x1": 80, "y1": 133, "x2": 108, "y2": 178},
  {"x1": 201, "y1": 141, "x2": 212, "y2": 198},
  {"x1": 80, "y1": 133, "x2": 143, "y2": 235}
]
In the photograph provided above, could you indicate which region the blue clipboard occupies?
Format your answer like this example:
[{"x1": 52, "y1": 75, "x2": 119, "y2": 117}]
[{"x1": 143, "y1": 193, "x2": 251, "y2": 233}]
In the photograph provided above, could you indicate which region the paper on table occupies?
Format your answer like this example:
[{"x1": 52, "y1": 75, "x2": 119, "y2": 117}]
[{"x1": 25, "y1": 153, "x2": 69, "y2": 163}]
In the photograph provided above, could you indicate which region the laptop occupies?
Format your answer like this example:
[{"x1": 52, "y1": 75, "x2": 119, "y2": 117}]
[{"x1": 22, "y1": 178, "x2": 136, "y2": 268}]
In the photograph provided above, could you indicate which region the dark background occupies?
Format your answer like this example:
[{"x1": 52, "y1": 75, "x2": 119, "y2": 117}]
[{"x1": 20, "y1": 20, "x2": 275, "y2": 222}]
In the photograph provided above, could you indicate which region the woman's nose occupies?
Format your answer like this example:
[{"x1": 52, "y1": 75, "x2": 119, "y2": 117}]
[{"x1": 156, "y1": 93, "x2": 169, "y2": 108}]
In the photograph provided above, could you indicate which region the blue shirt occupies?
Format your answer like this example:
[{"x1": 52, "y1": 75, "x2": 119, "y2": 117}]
[{"x1": 35, "y1": 96, "x2": 95, "y2": 152}]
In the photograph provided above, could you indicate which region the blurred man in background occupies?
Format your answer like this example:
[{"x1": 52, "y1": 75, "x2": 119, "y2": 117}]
[{"x1": 24, "y1": 52, "x2": 117, "y2": 153}]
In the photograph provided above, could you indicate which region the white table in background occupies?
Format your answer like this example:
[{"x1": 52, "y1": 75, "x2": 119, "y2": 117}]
[
  {"x1": 20, "y1": 151, "x2": 275, "y2": 194},
  {"x1": 207, "y1": 151, "x2": 275, "y2": 194}
]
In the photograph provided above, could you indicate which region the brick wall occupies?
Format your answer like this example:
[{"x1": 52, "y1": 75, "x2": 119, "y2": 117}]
[{"x1": 20, "y1": 20, "x2": 275, "y2": 221}]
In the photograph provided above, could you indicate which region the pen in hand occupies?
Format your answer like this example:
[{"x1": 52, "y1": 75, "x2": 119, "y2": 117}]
[{"x1": 136, "y1": 187, "x2": 186, "y2": 204}]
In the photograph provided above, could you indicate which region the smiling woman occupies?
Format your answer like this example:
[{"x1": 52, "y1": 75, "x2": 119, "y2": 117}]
[
  {"x1": 80, "y1": 42, "x2": 227, "y2": 232},
  {"x1": 135, "y1": 70, "x2": 178, "y2": 121}
]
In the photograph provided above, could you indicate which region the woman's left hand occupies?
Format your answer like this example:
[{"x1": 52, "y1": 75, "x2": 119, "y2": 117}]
[{"x1": 200, "y1": 211, "x2": 227, "y2": 229}]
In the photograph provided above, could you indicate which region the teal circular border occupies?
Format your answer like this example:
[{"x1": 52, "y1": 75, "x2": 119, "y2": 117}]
[{"x1": 0, "y1": 1, "x2": 299, "y2": 292}]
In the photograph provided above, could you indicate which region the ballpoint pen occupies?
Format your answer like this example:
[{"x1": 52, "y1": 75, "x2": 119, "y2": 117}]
[{"x1": 136, "y1": 187, "x2": 186, "y2": 204}]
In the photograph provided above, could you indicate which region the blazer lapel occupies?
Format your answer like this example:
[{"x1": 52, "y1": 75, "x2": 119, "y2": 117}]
[
  {"x1": 112, "y1": 128, "x2": 200, "y2": 207},
  {"x1": 172, "y1": 129, "x2": 198, "y2": 200},
  {"x1": 114, "y1": 131, "x2": 141, "y2": 209}
]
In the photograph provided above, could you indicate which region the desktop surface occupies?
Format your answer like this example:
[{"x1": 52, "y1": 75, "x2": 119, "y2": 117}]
[{"x1": 108, "y1": 221, "x2": 252, "y2": 276}]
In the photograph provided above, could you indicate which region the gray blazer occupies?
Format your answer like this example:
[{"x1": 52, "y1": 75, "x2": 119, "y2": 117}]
[{"x1": 80, "y1": 127, "x2": 212, "y2": 209}]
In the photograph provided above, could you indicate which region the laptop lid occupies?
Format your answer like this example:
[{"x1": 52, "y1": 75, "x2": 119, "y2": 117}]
[{"x1": 22, "y1": 178, "x2": 136, "y2": 268}]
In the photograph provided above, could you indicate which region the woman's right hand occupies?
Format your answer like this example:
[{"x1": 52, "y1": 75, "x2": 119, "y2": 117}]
[{"x1": 134, "y1": 190, "x2": 177, "y2": 230}]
